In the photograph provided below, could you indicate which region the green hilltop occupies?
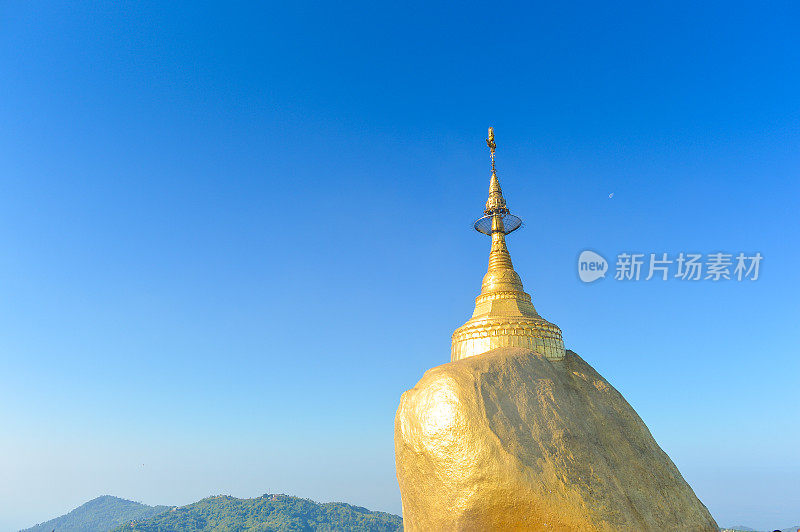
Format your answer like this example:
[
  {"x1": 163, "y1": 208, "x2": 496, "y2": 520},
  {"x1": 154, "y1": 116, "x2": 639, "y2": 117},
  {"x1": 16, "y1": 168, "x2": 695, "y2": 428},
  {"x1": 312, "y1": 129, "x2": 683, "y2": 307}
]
[
  {"x1": 112, "y1": 494, "x2": 402, "y2": 532},
  {"x1": 22, "y1": 493, "x2": 403, "y2": 532}
]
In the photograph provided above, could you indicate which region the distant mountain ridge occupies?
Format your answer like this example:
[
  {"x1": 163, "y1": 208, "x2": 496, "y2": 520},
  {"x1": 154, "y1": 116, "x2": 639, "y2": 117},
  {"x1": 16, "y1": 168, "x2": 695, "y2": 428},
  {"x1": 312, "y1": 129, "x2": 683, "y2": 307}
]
[
  {"x1": 21, "y1": 495, "x2": 169, "y2": 532},
  {"x1": 22, "y1": 494, "x2": 402, "y2": 532},
  {"x1": 720, "y1": 526, "x2": 800, "y2": 532},
  {"x1": 24, "y1": 494, "x2": 796, "y2": 532}
]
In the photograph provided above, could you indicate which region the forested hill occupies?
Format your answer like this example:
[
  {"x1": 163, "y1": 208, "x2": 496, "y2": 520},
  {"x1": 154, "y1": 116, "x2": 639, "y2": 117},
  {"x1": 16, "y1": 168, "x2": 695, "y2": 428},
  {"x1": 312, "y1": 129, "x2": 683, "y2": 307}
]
[
  {"x1": 112, "y1": 494, "x2": 402, "y2": 532},
  {"x1": 22, "y1": 495, "x2": 169, "y2": 532}
]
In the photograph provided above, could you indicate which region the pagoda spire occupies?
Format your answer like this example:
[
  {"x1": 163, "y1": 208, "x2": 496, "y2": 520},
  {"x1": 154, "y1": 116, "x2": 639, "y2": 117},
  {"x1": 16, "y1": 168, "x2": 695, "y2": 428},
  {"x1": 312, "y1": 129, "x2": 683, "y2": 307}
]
[
  {"x1": 451, "y1": 128, "x2": 566, "y2": 363},
  {"x1": 476, "y1": 127, "x2": 524, "y2": 294}
]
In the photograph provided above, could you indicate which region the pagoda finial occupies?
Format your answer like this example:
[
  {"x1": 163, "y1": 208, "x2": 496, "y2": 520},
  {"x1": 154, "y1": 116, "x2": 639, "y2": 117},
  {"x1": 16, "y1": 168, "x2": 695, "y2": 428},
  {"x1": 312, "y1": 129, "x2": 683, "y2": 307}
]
[
  {"x1": 487, "y1": 126, "x2": 497, "y2": 174},
  {"x1": 484, "y1": 127, "x2": 510, "y2": 216}
]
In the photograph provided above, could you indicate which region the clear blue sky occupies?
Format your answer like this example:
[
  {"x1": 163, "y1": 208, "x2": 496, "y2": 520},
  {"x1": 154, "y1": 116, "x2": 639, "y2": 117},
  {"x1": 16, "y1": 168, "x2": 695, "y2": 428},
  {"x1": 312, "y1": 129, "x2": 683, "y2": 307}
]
[{"x1": 1, "y1": 2, "x2": 798, "y2": 530}]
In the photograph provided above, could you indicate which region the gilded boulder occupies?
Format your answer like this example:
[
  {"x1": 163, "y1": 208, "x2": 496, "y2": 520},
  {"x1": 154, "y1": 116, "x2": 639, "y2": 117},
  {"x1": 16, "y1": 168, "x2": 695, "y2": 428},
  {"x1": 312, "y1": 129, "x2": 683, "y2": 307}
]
[{"x1": 394, "y1": 348, "x2": 718, "y2": 531}]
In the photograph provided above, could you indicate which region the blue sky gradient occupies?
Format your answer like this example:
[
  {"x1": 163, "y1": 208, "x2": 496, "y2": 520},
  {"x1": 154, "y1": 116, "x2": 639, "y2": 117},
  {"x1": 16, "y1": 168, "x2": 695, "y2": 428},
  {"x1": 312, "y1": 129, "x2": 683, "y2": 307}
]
[{"x1": 1, "y1": 2, "x2": 798, "y2": 530}]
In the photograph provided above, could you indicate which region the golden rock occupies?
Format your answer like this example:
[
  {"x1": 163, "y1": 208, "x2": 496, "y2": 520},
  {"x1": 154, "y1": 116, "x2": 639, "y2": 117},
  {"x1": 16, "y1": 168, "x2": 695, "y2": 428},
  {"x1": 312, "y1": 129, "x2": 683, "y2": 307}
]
[
  {"x1": 395, "y1": 130, "x2": 717, "y2": 530},
  {"x1": 395, "y1": 347, "x2": 718, "y2": 530}
]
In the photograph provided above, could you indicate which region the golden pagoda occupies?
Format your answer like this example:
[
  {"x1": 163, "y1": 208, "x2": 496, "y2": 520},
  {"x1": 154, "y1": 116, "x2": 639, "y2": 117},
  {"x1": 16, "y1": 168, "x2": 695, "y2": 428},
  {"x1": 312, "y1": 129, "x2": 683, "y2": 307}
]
[{"x1": 451, "y1": 128, "x2": 565, "y2": 362}]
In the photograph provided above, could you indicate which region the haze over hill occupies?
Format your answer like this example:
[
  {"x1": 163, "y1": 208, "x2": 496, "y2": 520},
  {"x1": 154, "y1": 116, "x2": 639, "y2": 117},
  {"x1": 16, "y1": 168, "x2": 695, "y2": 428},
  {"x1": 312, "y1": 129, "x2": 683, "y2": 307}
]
[
  {"x1": 20, "y1": 492, "x2": 799, "y2": 532},
  {"x1": 21, "y1": 496, "x2": 168, "y2": 532}
]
